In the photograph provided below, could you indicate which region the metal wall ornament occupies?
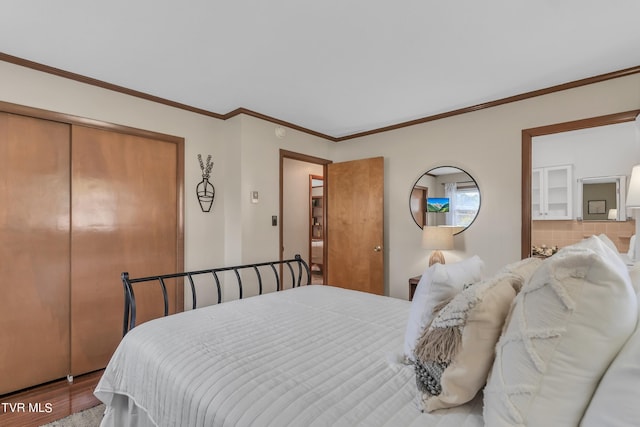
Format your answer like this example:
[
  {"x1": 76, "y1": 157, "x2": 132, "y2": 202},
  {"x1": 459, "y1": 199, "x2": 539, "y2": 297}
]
[{"x1": 196, "y1": 154, "x2": 215, "y2": 212}]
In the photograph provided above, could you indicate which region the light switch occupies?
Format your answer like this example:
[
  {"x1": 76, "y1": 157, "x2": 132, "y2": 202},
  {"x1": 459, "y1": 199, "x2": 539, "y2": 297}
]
[
  {"x1": 272, "y1": 215, "x2": 277, "y2": 226},
  {"x1": 251, "y1": 191, "x2": 259, "y2": 204}
]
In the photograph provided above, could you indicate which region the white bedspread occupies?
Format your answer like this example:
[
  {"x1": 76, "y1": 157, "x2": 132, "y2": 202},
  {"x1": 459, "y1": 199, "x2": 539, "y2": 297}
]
[{"x1": 95, "y1": 285, "x2": 483, "y2": 427}]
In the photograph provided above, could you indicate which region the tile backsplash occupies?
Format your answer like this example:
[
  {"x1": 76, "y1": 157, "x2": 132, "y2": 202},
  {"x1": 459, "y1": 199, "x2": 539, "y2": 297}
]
[{"x1": 532, "y1": 220, "x2": 635, "y2": 253}]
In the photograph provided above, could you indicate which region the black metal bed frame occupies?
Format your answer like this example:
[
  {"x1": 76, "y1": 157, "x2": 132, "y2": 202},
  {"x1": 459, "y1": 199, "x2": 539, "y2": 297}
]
[{"x1": 122, "y1": 254, "x2": 311, "y2": 335}]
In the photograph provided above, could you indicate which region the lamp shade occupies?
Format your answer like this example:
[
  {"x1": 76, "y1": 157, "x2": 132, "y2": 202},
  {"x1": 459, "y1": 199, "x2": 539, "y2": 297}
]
[
  {"x1": 627, "y1": 165, "x2": 640, "y2": 208},
  {"x1": 608, "y1": 209, "x2": 618, "y2": 220},
  {"x1": 422, "y1": 226, "x2": 454, "y2": 250}
]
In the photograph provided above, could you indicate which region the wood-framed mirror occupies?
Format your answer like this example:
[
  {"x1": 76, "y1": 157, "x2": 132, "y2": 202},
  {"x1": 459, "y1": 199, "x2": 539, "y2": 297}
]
[
  {"x1": 521, "y1": 109, "x2": 640, "y2": 258},
  {"x1": 410, "y1": 166, "x2": 481, "y2": 233}
]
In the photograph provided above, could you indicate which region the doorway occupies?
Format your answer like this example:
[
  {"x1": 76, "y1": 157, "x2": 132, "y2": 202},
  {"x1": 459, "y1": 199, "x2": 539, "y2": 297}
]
[
  {"x1": 280, "y1": 150, "x2": 331, "y2": 285},
  {"x1": 309, "y1": 174, "x2": 325, "y2": 284},
  {"x1": 280, "y1": 151, "x2": 385, "y2": 295}
]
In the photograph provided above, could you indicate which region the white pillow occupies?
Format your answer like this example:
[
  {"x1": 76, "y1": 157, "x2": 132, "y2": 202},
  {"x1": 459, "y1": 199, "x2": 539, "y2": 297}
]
[
  {"x1": 484, "y1": 236, "x2": 638, "y2": 427},
  {"x1": 628, "y1": 234, "x2": 636, "y2": 261},
  {"x1": 497, "y1": 257, "x2": 543, "y2": 293},
  {"x1": 580, "y1": 292, "x2": 640, "y2": 427},
  {"x1": 595, "y1": 233, "x2": 619, "y2": 254},
  {"x1": 596, "y1": 233, "x2": 637, "y2": 268},
  {"x1": 628, "y1": 263, "x2": 640, "y2": 293},
  {"x1": 403, "y1": 256, "x2": 484, "y2": 362}
]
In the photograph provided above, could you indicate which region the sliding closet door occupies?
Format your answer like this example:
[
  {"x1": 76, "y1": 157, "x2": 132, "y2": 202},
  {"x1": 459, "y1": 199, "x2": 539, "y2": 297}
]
[
  {"x1": 70, "y1": 125, "x2": 180, "y2": 375},
  {"x1": 0, "y1": 113, "x2": 71, "y2": 394}
]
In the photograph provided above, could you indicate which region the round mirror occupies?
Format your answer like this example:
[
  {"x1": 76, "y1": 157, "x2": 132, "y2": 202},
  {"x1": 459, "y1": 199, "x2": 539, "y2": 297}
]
[{"x1": 409, "y1": 166, "x2": 481, "y2": 234}]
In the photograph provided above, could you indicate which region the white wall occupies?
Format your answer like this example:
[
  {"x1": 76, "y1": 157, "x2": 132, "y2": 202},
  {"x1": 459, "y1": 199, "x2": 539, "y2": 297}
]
[
  {"x1": 533, "y1": 122, "x2": 639, "y2": 176},
  {"x1": 329, "y1": 74, "x2": 640, "y2": 299},
  {"x1": 2, "y1": 59, "x2": 639, "y2": 302},
  {"x1": 234, "y1": 115, "x2": 331, "y2": 264}
]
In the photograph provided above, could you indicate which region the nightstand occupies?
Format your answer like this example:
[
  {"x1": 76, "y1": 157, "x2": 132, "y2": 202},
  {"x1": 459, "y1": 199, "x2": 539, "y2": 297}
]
[{"x1": 409, "y1": 275, "x2": 421, "y2": 301}]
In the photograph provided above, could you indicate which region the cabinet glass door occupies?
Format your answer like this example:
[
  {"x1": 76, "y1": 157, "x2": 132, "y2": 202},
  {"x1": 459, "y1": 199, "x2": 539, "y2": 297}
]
[
  {"x1": 544, "y1": 166, "x2": 572, "y2": 219},
  {"x1": 532, "y1": 165, "x2": 572, "y2": 220},
  {"x1": 532, "y1": 168, "x2": 543, "y2": 219}
]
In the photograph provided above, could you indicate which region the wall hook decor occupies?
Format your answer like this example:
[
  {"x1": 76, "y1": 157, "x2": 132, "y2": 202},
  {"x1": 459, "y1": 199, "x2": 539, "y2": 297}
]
[{"x1": 196, "y1": 154, "x2": 215, "y2": 212}]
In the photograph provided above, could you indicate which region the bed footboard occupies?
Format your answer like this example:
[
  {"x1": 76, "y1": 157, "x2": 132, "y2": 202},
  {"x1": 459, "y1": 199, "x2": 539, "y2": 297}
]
[{"x1": 121, "y1": 254, "x2": 310, "y2": 335}]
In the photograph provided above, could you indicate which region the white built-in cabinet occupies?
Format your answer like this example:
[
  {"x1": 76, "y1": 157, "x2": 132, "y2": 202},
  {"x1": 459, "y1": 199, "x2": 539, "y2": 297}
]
[{"x1": 532, "y1": 165, "x2": 573, "y2": 220}]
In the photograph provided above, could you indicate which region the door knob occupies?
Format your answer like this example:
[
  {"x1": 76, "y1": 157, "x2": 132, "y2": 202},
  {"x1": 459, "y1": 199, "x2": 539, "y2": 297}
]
[{"x1": 373, "y1": 246, "x2": 382, "y2": 252}]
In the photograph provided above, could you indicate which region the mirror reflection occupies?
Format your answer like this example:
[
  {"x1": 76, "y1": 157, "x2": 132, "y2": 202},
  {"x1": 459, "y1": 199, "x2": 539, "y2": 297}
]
[
  {"x1": 577, "y1": 176, "x2": 626, "y2": 221},
  {"x1": 533, "y1": 122, "x2": 637, "y2": 223},
  {"x1": 527, "y1": 118, "x2": 638, "y2": 257},
  {"x1": 410, "y1": 166, "x2": 480, "y2": 233}
]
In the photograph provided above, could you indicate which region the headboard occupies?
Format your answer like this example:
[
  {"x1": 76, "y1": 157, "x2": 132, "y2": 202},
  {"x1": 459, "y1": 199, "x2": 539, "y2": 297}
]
[{"x1": 121, "y1": 254, "x2": 311, "y2": 335}]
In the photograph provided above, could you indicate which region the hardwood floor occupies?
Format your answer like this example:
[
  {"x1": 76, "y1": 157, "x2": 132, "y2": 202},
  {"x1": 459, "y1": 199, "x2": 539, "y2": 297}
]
[
  {"x1": 311, "y1": 271, "x2": 324, "y2": 285},
  {"x1": 0, "y1": 370, "x2": 103, "y2": 427}
]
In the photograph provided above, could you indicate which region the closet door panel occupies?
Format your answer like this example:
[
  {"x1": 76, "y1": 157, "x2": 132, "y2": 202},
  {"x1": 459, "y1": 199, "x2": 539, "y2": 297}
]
[
  {"x1": 70, "y1": 125, "x2": 179, "y2": 375},
  {"x1": 0, "y1": 113, "x2": 71, "y2": 394}
]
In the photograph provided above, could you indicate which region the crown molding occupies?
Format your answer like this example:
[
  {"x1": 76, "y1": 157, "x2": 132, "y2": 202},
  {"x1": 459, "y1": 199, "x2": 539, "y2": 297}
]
[{"x1": 1, "y1": 52, "x2": 638, "y2": 142}]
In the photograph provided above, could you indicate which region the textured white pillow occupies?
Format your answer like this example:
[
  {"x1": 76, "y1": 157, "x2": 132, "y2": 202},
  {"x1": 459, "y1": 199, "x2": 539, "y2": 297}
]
[
  {"x1": 596, "y1": 233, "x2": 637, "y2": 269},
  {"x1": 580, "y1": 291, "x2": 640, "y2": 427},
  {"x1": 403, "y1": 256, "x2": 484, "y2": 362},
  {"x1": 484, "y1": 236, "x2": 638, "y2": 427}
]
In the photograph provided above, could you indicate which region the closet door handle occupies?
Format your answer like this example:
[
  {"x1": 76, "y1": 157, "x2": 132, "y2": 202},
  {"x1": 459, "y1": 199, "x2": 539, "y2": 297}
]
[{"x1": 373, "y1": 246, "x2": 382, "y2": 252}]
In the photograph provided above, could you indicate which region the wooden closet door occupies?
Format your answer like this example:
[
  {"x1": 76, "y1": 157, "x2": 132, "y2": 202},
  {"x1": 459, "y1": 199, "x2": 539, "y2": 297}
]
[
  {"x1": 0, "y1": 113, "x2": 71, "y2": 394},
  {"x1": 70, "y1": 126, "x2": 179, "y2": 375}
]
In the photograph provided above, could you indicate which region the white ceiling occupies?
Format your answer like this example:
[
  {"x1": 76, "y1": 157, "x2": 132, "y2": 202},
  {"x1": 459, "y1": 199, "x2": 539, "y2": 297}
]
[{"x1": 1, "y1": 1, "x2": 639, "y2": 139}]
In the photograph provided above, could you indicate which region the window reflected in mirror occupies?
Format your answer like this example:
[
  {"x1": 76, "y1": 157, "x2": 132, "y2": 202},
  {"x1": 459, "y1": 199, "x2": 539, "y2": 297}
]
[{"x1": 410, "y1": 166, "x2": 480, "y2": 234}]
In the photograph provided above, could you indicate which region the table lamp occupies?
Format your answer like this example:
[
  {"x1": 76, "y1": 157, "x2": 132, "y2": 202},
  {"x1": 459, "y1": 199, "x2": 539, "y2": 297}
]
[{"x1": 422, "y1": 226, "x2": 454, "y2": 266}]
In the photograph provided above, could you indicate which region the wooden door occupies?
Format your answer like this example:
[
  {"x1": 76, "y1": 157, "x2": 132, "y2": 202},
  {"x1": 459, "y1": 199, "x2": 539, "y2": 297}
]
[
  {"x1": 411, "y1": 186, "x2": 427, "y2": 227},
  {"x1": 0, "y1": 113, "x2": 71, "y2": 394},
  {"x1": 70, "y1": 126, "x2": 180, "y2": 375},
  {"x1": 327, "y1": 157, "x2": 384, "y2": 295}
]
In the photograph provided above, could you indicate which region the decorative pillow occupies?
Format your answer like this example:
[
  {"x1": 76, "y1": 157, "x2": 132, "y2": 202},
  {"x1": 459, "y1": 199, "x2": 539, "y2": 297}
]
[
  {"x1": 403, "y1": 256, "x2": 484, "y2": 362},
  {"x1": 483, "y1": 236, "x2": 638, "y2": 427},
  {"x1": 497, "y1": 257, "x2": 543, "y2": 293},
  {"x1": 580, "y1": 292, "x2": 640, "y2": 427},
  {"x1": 414, "y1": 270, "x2": 520, "y2": 412},
  {"x1": 596, "y1": 233, "x2": 636, "y2": 268}
]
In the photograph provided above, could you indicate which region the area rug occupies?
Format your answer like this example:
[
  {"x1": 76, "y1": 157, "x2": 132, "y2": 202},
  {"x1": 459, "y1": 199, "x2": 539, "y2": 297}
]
[{"x1": 40, "y1": 404, "x2": 104, "y2": 427}]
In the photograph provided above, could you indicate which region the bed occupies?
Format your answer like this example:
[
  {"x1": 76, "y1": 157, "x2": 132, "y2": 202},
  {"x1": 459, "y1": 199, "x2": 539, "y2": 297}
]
[
  {"x1": 96, "y1": 237, "x2": 640, "y2": 427},
  {"x1": 95, "y1": 256, "x2": 482, "y2": 427}
]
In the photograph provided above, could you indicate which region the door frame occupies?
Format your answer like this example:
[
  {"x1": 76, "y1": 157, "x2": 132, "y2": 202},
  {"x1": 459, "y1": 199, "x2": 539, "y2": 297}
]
[{"x1": 279, "y1": 150, "x2": 332, "y2": 281}]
